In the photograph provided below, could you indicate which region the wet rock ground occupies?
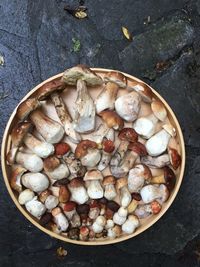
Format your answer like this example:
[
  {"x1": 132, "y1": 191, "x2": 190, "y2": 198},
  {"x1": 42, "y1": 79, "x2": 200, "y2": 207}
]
[{"x1": 0, "y1": 0, "x2": 200, "y2": 266}]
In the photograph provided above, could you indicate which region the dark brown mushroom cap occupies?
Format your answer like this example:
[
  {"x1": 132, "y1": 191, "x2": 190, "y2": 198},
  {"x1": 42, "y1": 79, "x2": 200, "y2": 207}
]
[
  {"x1": 43, "y1": 156, "x2": 60, "y2": 172},
  {"x1": 62, "y1": 65, "x2": 103, "y2": 86},
  {"x1": 118, "y1": 128, "x2": 138, "y2": 142},
  {"x1": 17, "y1": 98, "x2": 40, "y2": 121},
  {"x1": 163, "y1": 166, "x2": 176, "y2": 191},
  {"x1": 34, "y1": 79, "x2": 66, "y2": 101},
  {"x1": 75, "y1": 140, "x2": 97, "y2": 159},
  {"x1": 69, "y1": 177, "x2": 84, "y2": 188},
  {"x1": 102, "y1": 175, "x2": 116, "y2": 186},
  {"x1": 102, "y1": 139, "x2": 115, "y2": 153},
  {"x1": 11, "y1": 122, "x2": 32, "y2": 147},
  {"x1": 128, "y1": 141, "x2": 148, "y2": 156},
  {"x1": 63, "y1": 201, "x2": 77, "y2": 212},
  {"x1": 99, "y1": 110, "x2": 124, "y2": 130},
  {"x1": 128, "y1": 80, "x2": 153, "y2": 103},
  {"x1": 168, "y1": 147, "x2": 181, "y2": 170},
  {"x1": 83, "y1": 169, "x2": 103, "y2": 181}
]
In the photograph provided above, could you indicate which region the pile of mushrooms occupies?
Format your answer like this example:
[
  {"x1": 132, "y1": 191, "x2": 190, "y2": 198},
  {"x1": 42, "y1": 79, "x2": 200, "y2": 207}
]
[{"x1": 7, "y1": 65, "x2": 181, "y2": 242}]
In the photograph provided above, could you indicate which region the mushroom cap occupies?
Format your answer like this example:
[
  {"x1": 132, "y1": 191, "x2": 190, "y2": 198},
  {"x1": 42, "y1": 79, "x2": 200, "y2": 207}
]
[
  {"x1": 39, "y1": 189, "x2": 51, "y2": 203},
  {"x1": 159, "y1": 184, "x2": 169, "y2": 202},
  {"x1": 34, "y1": 79, "x2": 66, "y2": 100},
  {"x1": 133, "y1": 164, "x2": 152, "y2": 180},
  {"x1": 128, "y1": 80, "x2": 153, "y2": 103},
  {"x1": 52, "y1": 207, "x2": 62, "y2": 217},
  {"x1": 102, "y1": 139, "x2": 115, "y2": 153},
  {"x1": 54, "y1": 142, "x2": 71, "y2": 157},
  {"x1": 62, "y1": 65, "x2": 103, "y2": 86},
  {"x1": 128, "y1": 141, "x2": 147, "y2": 156},
  {"x1": 63, "y1": 201, "x2": 77, "y2": 212},
  {"x1": 99, "y1": 110, "x2": 124, "y2": 130},
  {"x1": 6, "y1": 147, "x2": 18, "y2": 164},
  {"x1": 105, "y1": 71, "x2": 127, "y2": 87},
  {"x1": 163, "y1": 166, "x2": 176, "y2": 191},
  {"x1": 151, "y1": 100, "x2": 167, "y2": 122},
  {"x1": 102, "y1": 175, "x2": 116, "y2": 186},
  {"x1": 22, "y1": 172, "x2": 49, "y2": 192},
  {"x1": 162, "y1": 124, "x2": 176, "y2": 137},
  {"x1": 69, "y1": 177, "x2": 84, "y2": 188},
  {"x1": 75, "y1": 140, "x2": 97, "y2": 159},
  {"x1": 118, "y1": 128, "x2": 138, "y2": 142},
  {"x1": 10, "y1": 166, "x2": 27, "y2": 192},
  {"x1": 17, "y1": 98, "x2": 40, "y2": 121},
  {"x1": 83, "y1": 169, "x2": 103, "y2": 181},
  {"x1": 168, "y1": 147, "x2": 181, "y2": 170},
  {"x1": 43, "y1": 156, "x2": 60, "y2": 172},
  {"x1": 116, "y1": 177, "x2": 128, "y2": 190},
  {"x1": 11, "y1": 122, "x2": 32, "y2": 147},
  {"x1": 18, "y1": 189, "x2": 35, "y2": 205}
]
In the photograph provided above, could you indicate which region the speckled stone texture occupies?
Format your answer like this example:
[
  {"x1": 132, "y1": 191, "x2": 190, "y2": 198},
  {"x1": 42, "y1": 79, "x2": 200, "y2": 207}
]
[{"x1": 0, "y1": 0, "x2": 200, "y2": 266}]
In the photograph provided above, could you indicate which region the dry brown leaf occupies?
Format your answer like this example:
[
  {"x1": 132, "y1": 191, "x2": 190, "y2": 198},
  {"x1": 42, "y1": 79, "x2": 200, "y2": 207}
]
[
  {"x1": 121, "y1": 26, "x2": 133, "y2": 41},
  {"x1": 74, "y1": 10, "x2": 87, "y2": 19},
  {"x1": 56, "y1": 247, "x2": 68, "y2": 257}
]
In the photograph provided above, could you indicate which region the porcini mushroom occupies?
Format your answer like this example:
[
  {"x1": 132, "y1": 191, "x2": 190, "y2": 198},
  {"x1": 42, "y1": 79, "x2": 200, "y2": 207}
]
[
  {"x1": 58, "y1": 185, "x2": 70, "y2": 203},
  {"x1": 141, "y1": 154, "x2": 170, "y2": 168},
  {"x1": 16, "y1": 98, "x2": 40, "y2": 121},
  {"x1": 21, "y1": 172, "x2": 49, "y2": 192},
  {"x1": 68, "y1": 178, "x2": 89, "y2": 204},
  {"x1": 7, "y1": 149, "x2": 43, "y2": 173},
  {"x1": 95, "y1": 71, "x2": 126, "y2": 113},
  {"x1": 122, "y1": 215, "x2": 139, "y2": 234},
  {"x1": 145, "y1": 124, "x2": 176, "y2": 156},
  {"x1": 62, "y1": 65, "x2": 102, "y2": 133},
  {"x1": 18, "y1": 189, "x2": 35, "y2": 205},
  {"x1": 63, "y1": 201, "x2": 77, "y2": 219},
  {"x1": 39, "y1": 190, "x2": 59, "y2": 210},
  {"x1": 43, "y1": 156, "x2": 69, "y2": 180},
  {"x1": 99, "y1": 110, "x2": 124, "y2": 131},
  {"x1": 10, "y1": 166, "x2": 27, "y2": 192},
  {"x1": 51, "y1": 92, "x2": 81, "y2": 143},
  {"x1": 88, "y1": 200, "x2": 100, "y2": 220},
  {"x1": 107, "y1": 225, "x2": 122, "y2": 238},
  {"x1": 25, "y1": 196, "x2": 46, "y2": 218},
  {"x1": 30, "y1": 109, "x2": 64, "y2": 144},
  {"x1": 83, "y1": 170, "x2": 104, "y2": 199},
  {"x1": 128, "y1": 164, "x2": 152, "y2": 193},
  {"x1": 127, "y1": 80, "x2": 153, "y2": 103},
  {"x1": 115, "y1": 91, "x2": 141, "y2": 122},
  {"x1": 151, "y1": 100, "x2": 167, "y2": 122},
  {"x1": 116, "y1": 177, "x2": 131, "y2": 208},
  {"x1": 63, "y1": 152, "x2": 86, "y2": 179},
  {"x1": 140, "y1": 184, "x2": 169, "y2": 204},
  {"x1": 92, "y1": 215, "x2": 106, "y2": 233},
  {"x1": 75, "y1": 140, "x2": 101, "y2": 168},
  {"x1": 133, "y1": 114, "x2": 158, "y2": 139},
  {"x1": 98, "y1": 133, "x2": 115, "y2": 171},
  {"x1": 168, "y1": 147, "x2": 181, "y2": 170},
  {"x1": 102, "y1": 176, "x2": 117, "y2": 200},
  {"x1": 135, "y1": 201, "x2": 162, "y2": 218},
  {"x1": 113, "y1": 207, "x2": 128, "y2": 225},
  {"x1": 151, "y1": 166, "x2": 176, "y2": 191},
  {"x1": 52, "y1": 207, "x2": 69, "y2": 231}
]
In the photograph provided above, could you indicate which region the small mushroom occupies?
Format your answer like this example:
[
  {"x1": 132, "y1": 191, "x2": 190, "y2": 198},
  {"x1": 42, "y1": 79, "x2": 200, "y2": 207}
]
[
  {"x1": 135, "y1": 201, "x2": 162, "y2": 218},
  {"x1": 95, "y1": 71, "x2": 126, "y2": 113},
  {"x1": 140, "y1": 184, "x2": 169, "y2": 204},
  {"x1": 115, "y1": 91, "x2": 141, "y2": 122},
  {"x1": 127, "y1": 80, "x2": 153, "y2": 103},
  {"x1": 141, "y1": 154, "x2": 170, "y2": 168},
  {"x1": 25, "y1": 196, "x2": 46, "y2": 218},
  {"x1": 111, "y1": 141, "x2": 147, "y2": 178},
  {"x1": 98, "y1": 135, "x2": 115, "y2": 171},
  {"x1": 7, "y1": 149, "x2": 43, "y2": 172},
  {"x1": 52, "y1": 207, "x2": 69, "y2": 231},
  {"x1": 43, "y1": 156, "x2": 69, "y2": 180},
  {"x1": 58, "y1": 185, "x2": 71, "y2": 203},
  {"x1": 88, "y1": 200, "x2": 100, "y2": 220},
  {"x1": 10, "y1": 166, "x2": 27, "y2": 192},
  {"x1": 133, "y1": 114, "x2": 158, "y2": 139},
  {"x1": 63, "y1": 152, "x2": 86, "y2": 179},
  {"x1": 145, "y1": 124, "x2": 176, "y2": 156},
  {"x1": 16, "y1": 98, "x2": 40, "y2": 121},
  {"x1": 151, "y1": 166, "x2": 176, "y2": 191},
  {"x1": 99, "y1": 110, "x2": 124, "y2": 130},
  {"x1": 63, "y1": 201, "x2": 77, "y2": 219},
  {"x1": 18, "y1": 189, "x2": 35, "y2": 205},
  {"x1": 128, "y1": 164, "x2": 152, "y2": 193},
  {"x1": 113, "y1": 207, "x2": 128, "y2": 225},
  {"x1": 76, "y1": 204, "x2": 90, "y2": 224},
  {"x1": 79, "y1": 226, "x2": 89, "y2": 241},
  {"x1": 70, "y1": 213, "x2": 81, "y2": 228},
  {"x1": 102, "y1": 176, "x2": 117, "y2": 200},
  {"x1": 107, "y1": 225, "x2": 122, "y2": 238},
  {"x1": 45, "y1": 195, "x2": 59, "y2": 210},
  {"x1": 62, "y1": 65, "x2": 102, "y2": 133},
  {"x1": 168, "y1": 147, "x2": 181, "y2": 170},
  {"x1": 122, "y1": 215, "x2": 139, "y2": 234},
  {"x1": 116, "y1": 177, "x2": 131, "y2": 208},
  {"x1": 54, "y1": 142, "x2": 71, "y2": 158},
  {"x1": 51, "y1": 92, "x2": 81, "y2": 143},
  {"x1": 105, "y1": 219, "x2": 114, "y2": 230},
  {"x1": 75, "y1": 140, "x2": 101, "y2": 168},
  {"x1": 83, "y1": 170, "x2": 104, "y2": 199},
  {"x1": 88, "y1": 123, "x2": 110, "y2": 144},
  {"x1": 30, "y1": 109, "x2": 64, "y2": 144},
  {"x1": 21, "y1": 172, "x2": 49, "y2": 192},
  {"x1": 92, "y1": 215, "x2": 106, "y2": 233},
  {"x1": 68, "y1": 178, "x2": 89, "y2": 204},
  {"x1": 127, "y1": 199, "x2": 139, "y2": 214},
  {"x1": 11, "y1": 121, "x2": 32, "y2": 147},
  {"x1": 151, "y1": 100, "x2": 167, "y2": 122}
]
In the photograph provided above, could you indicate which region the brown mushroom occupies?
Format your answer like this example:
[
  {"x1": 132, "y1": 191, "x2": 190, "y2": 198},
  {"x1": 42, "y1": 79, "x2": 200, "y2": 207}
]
[
  {"x1": 168, "y1": 147, "x2": 181, "y2": 170},
  {"x1": 127, "y1": 80, "x2": 153, "y2": 103},
  {"x1": 16, "y1": 98, "x2": 40, "y2": 121},
  {"x1": 151, "y1": 166, "x2": 176, "y2": 191},
  {"x1": 141, "y1": 154, "x2": 170, "y2": 168},
  {"x1": 99, "y1": 110, "x2": 124, "y2": 131},
  {"x1": 10, "y1": 166, "x2": 27, "y2": 192},
  {"x1": 68, "y1": 178, "x2": 89, "y2": 204},
  {"x1": 102, "y1": 176, "x2": 117, "y2": 200}
]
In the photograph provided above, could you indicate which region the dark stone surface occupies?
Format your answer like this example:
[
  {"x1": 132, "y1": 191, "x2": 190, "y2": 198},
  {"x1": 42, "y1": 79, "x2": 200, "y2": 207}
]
[{"x1": 0, "y1": 0, "x2": 200, "y2": 266}]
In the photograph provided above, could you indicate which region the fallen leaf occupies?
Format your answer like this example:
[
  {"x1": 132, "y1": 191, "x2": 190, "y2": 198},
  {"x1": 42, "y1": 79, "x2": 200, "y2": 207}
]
[
  {"x1": 121, "y1": 26, "x2": 133, "y2": 41},
  {"x1": 71, "y1": 38, "x2": 81, "y2": 53},
  {"x1": 74, "y1": 10, "x2": 87, "y2": 19},
  {"x1": 64, "y1": 5, "x2": 88, "y2": 19},
  {"x1": 56, "y1": 247, "x2": 68, "y2": 257},
  {"x1": 0, "y1": 53, "x2": 4, "y2": 66}
]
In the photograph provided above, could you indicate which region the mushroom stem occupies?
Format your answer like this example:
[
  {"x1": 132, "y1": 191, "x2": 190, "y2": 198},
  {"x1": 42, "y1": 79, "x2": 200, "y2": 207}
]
[
  {"x1": 16, "y1": 151, "x2": 43, "y2": 172},
  {"x1": 51, "y1": 92, "x2": 81, "y2": 143},
  {"x1": 141, "y1": 154, "x2": 170, "y2": 168},
  {"x1": 133, "y1": 114, "x2": 158, "y2": 139},
  {"x1": 30, "y1": 109, "x2": 64, "y2": 144}
]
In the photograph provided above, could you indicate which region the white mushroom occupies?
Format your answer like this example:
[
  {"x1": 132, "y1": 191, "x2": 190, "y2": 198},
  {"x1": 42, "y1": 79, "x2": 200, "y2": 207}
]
[
  {"x1": 122, "y1": 215, "x2": 139, "y2": 234},
  {"x1": 95, "y1": 71, "x2": 126, "y2": 113},
  {"x1": 46, "y1": 164, "x2": 69, "y2": 180},
  {"x1": 133, "y1": 114, "x2": 158, "y2": 139},
  {"x1": 105, "y1": 219, "x2": 114, "y2": 230},
  {"x1": 107, "y1": 225, "x2": 122, "y2": 238},
  {"x1": 113, "y1": 207, "x2": 128, "y2": 225},
  {"x1": 145, "y1": 124, "x2": 176, "y2": 156},
  {"x1": 25, "y1": 196, "x2": 46, "y2": 218},
  {"x1": 68, "y1": 178, "x2": 89, "y2": 204},
  {"x1": 127, "y1": 80, "x2": 153, "y2": 103},
  {"x1": 22, "y1": 172, "x2": 49, "y2": 192},
  {"x1": 52, "y1": 207, "x2": 69, "y2": 231},
  {"x1": 18, "y1": 189, "x2": 35, "y2": 205},
  {"x1": 83, "y1": 170, "x2": 104, "y2": 199},
  {"x1": 102, "y1": 176, "x2": 117, "y2": 200},
  {"x1": 141, "y1": 154, "x2": 170, "y2": 168},
  {"x1": 88, "y1": 123, "x2": 110, "y2": 144},
  {"x1": 116, "y1": 178, "x2": 131, "y2": 208},
  {"x1": 63, "y1": 202, "x2": 77, "y2": 220},
  {"x1": 115, "y1": 91, "x2": 141, "y2": 122},
  {"x1": 140, "y1": 184, "x2": 169, "y2": 204},
  {"x1": 30, "y1": 109, "x2": 64, "y2": 144},
  {"x1": 135, "y1": 201, "x2": 162, "y2": 218},
  {"x1": 45, "y1": 195, "x2": 59, "y2": 210},
  {"x1": 92, "y1": 215, "x2": 106, "y2": 233},
  {"x1": 128, "y1": 164, "x2": 152, "y2": 193}
]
